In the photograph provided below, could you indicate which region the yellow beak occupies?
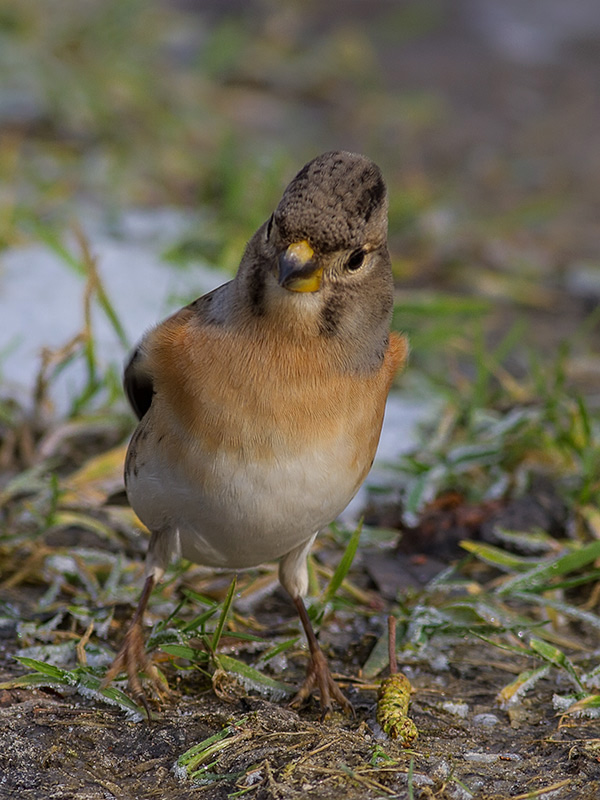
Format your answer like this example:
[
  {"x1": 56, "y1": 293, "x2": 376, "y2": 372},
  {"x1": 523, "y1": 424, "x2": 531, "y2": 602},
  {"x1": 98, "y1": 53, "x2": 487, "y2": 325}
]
[{"x1": 278, "y1": 240, "x2": 322, "y2": 293}]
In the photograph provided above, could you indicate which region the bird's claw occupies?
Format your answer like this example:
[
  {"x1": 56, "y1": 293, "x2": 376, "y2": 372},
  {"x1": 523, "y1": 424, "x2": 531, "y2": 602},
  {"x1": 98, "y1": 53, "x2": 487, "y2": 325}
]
[
  {"x1": 290, "y1": 647, "x2": 354, "y2": 719},
  {"x1": 101, "y1": 620, "x2": 170, "y2": 717}
]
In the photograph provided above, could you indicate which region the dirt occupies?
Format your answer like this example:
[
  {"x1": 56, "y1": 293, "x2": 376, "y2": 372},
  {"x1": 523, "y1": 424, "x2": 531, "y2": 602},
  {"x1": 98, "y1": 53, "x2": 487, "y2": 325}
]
[{"x1": 1, "y1": 564, "x2": 599, "y2": 800}]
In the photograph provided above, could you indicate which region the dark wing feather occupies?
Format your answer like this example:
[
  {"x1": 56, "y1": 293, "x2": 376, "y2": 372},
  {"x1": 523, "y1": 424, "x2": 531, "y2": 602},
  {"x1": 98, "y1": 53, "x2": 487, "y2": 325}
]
[
  {"x1": 123, "y1": 346, "x2": 154, "y2": 420},
  {"x1": 123, "y1": 283, "x2": 231, "y2": 421}
]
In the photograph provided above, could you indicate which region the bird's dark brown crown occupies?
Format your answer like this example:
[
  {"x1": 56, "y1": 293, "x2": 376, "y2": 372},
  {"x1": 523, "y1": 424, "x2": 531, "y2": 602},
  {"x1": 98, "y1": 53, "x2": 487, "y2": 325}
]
[{"x1": 274, "y1": 151, "x2": 387, "y2": 253}]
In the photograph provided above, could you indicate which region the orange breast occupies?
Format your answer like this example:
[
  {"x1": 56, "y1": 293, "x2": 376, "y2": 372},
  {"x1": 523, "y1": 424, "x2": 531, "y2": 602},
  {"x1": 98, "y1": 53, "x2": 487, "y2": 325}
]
[{"x1": 145, "y1": 311, "x2": 406, "y2": 481}]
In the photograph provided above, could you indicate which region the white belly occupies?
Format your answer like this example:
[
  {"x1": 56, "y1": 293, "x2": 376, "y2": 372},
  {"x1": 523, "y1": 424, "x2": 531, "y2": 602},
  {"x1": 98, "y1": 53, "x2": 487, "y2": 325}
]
[{"x1": 126, "y1": 434, "x2": 362, "y2": 570}]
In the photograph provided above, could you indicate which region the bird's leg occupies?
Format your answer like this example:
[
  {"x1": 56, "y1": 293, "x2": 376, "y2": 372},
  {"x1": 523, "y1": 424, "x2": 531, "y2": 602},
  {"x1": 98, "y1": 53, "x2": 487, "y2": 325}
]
[
  {"x1": 101, "y1": 574, "x2": 169, "y2": 715},
  {"x1": 290, "y1": 595, "x2": 354, "y2": 718}
]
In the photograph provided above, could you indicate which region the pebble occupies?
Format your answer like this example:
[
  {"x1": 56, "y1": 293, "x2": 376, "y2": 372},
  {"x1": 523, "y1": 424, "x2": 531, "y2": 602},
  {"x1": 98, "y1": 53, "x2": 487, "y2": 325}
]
[
  {"x1": 464, "y1": 752, "x2": 522, "y2": 763},
  {"x1": 472, "y1": 713, "x2": 500, "y2": 727},
  {"x1": 442, "y1": 701, "x2": 469, "y2": 718}
]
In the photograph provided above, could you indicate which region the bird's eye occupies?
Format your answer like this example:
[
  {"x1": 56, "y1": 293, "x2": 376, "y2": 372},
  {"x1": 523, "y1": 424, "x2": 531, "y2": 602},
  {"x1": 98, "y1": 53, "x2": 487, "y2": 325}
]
[
  {"x1": 265, "y1": 213, "x2": 274, "y2": 240},
  {"x1": 346, "y1": 248, "x2": 365, "y2": 271}
]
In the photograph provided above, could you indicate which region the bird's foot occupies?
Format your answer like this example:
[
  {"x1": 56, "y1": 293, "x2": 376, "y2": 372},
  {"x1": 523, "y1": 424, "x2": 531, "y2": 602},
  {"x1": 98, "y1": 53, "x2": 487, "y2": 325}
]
[
  {"x1": 101, "y1": 619, "x2": 170, "y2": 717},
  {"x1": 290, "y1": 646, "x2": 354, "y2": 719}
]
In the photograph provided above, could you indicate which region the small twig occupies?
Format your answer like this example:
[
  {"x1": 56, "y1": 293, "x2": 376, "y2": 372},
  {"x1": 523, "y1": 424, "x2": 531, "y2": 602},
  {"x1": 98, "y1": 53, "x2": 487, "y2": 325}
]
[
  {"x1": 76, "y1": 622, "x2": 94, "y2": 666},
  {"x1": 388, "y1": 615, "x2": 398, "y2": 675}
]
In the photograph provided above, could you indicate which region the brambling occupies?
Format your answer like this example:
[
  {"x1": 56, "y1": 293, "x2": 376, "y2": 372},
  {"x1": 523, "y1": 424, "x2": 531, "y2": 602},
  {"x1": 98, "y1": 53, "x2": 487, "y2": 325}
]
[{"x1": 103, "y1": 151, "x2": 407, "y2": 716}]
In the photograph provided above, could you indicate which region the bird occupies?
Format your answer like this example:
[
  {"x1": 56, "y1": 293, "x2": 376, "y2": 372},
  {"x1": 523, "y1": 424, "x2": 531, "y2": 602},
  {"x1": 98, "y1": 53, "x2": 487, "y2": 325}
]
[{"x1": 102, "y1": 150, "x2": 408, "y2": 717}]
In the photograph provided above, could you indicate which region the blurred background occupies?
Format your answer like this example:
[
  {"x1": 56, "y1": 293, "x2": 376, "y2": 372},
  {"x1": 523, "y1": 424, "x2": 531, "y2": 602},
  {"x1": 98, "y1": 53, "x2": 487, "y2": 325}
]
[
  {"x1": 1, "y1": 5, "x2": 600, "y2": 782},
  {"x1": 1, "y1": 0, "x2": 600, "y2": 413}
]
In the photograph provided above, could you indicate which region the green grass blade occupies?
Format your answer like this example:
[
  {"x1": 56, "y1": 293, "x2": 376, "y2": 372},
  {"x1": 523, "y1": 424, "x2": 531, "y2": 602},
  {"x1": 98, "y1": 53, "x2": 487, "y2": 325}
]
[
  {"x1": 210, "y1": 576, "x2": 237, "y2": 653},
  {"x1": 407, "y1": 757, "x2": 415, "y2": 800},
  {"x1": 361, "y1": 627, "x2": 392, "y2": 680},
  {"x1": 497, "y1": 540, "x2": 600, "y2": 595},
  {"x1": 528, "y1": 637, "x2": 584, "y2": 690},
  {"x1": 181, "y1": 605, "x2": 220, "y2": 634},
  {"x1": 218, "y1": 655, "x2": 293, "y2": 698},
  {"x1": 460, "y1": 540, "x2": 537, "y2": 571},
  {"x1": 257, "y1": 637, "x2": 300, "y2": 664},
  {"x1": 513, "y1": 592, "x2": 600, "y2": 631},
  {"x1": 322, "y1": 520, "x2": 362, "y2": 604},
  {"x1": 160, "y1": 644, "x2": 208, "y2": 661},
  {"x1": 14, "y1": 657, "x2": 76, "y2": 684},
  {"x1": 563, "y1": 695, "x2": 600, "y2": 716},
  {"x1": 498, "y1": 665, "x2": 551, "y2": 708},
  {"x1": 177, "y1": 717, "x2": 248, "y2": 771},
  {"x1": 6, "y1": 659, "x2": 145, "y2": 715}
]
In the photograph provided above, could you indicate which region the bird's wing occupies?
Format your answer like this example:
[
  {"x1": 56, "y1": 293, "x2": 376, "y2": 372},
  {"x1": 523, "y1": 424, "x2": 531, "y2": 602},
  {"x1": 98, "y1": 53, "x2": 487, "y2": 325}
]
[
  {"x1": 123, "y1": 342, "x2": 154, "y2": 420},
  {"x1": 123, "y1": 283, "x2": 231, "y2": 421}
]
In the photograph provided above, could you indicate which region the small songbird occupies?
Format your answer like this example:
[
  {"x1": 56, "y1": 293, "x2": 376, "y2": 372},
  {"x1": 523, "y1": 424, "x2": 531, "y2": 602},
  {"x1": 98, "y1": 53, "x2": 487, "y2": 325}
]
[{"x1": 103, "y1": 151, "x2": 407, "y2": 716}]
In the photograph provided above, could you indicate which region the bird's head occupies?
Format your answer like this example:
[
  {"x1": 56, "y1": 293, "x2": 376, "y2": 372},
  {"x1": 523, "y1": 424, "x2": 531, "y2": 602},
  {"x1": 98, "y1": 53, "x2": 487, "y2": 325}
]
[
  {"x1": 237, "y1": 151, "x2": 394, "y2": 367},
  {"x1": 271, "y1": 150, "x2": 389, "y2": 295}
]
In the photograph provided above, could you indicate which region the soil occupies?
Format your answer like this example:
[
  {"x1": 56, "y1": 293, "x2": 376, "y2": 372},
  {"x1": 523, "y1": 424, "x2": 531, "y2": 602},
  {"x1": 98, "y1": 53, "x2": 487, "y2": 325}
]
[{"x1": 1, "y1": 555, "x2": 599, "y2": 800}]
